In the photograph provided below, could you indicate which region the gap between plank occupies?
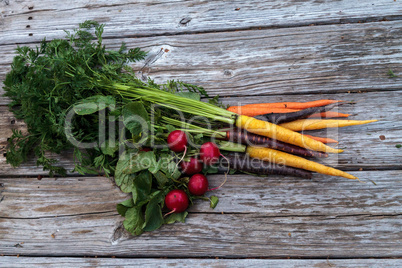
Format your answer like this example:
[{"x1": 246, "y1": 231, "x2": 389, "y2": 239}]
[
  {"x1": 1, "y1": 254, "x2": 401, "y2": 260},
  {"x1": 0, "y1": 211, "x2": 400, "y2": 220}
]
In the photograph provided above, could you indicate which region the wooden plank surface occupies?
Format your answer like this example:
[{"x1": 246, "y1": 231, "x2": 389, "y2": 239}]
[
  {"x1": 1, "y1": 171, "x2": 401, "y2": 217},
  {"x1": 1, "y1": 0, "x2": 401, "y2": 45},
  {"x1": 1, "y1": 21, "x2": 402, "y2": 99},
  {"x1": 0, "y1": 171, "x2": 401, "y2": 257},
  {"x1": 1, "y1": 212, "x2": 400, "y2": 258},
  {"x1": 1, "y1": 0, "x2": 402, "y2": 263},
  {"x1": 0, "y1": 257, "x2": 401, "y2": 268}
]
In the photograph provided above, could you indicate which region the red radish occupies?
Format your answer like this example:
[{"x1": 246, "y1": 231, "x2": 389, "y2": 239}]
[
  {"x1": 167, "y1": 130, "x2": 188, "y2": 152},
  {"x1": 199, "y1": 142, "x2": 220, "y2": 165},
  {"x1": 180, "y1": 157, "x2": 203, "y2": 175},
  {"x1": 188, "y1": 174, "x2": 209, "y2": 196},
  {"x1": 164, "y1": 189, "x2": 189, "y2": 213}
]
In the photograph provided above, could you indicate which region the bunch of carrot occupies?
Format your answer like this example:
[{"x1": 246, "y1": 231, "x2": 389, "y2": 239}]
[
  {"x1": 219, "y1": 99, "x2": 377, "y2": 180},
  {"x1": 227, "y1": 99, "x2": 377, "y2": 144}
]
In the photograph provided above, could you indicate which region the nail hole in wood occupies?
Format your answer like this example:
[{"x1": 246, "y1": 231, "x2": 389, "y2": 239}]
[
  {"x1": 3, "y1": 153, "x2": 6, "y2": 157},
  {"x1": 28, "y1": 17, "x2": 33, "y2": 20},
  {"x1": 10, "y1": 119, "x2": 15, "y2": 124},
  {"x1": 28, "y1": 6, "x2": 34, "y2": 10},
  {"x1": 26, "y1": 25, "x2": 30, "y2": 28},
  {"x1": 29, "y1": 33, "x2": 33, "y2": 36}
]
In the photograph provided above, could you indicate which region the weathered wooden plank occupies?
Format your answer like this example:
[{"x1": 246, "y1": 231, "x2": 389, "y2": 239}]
[
  {"x1": 0, "y1": 212, "x2": 400, "y2": 257},
  {"x1": 0, "y1": 176, "x2": 128, "y2": 218},
  {"x1": 1, "y1": 0, "x2": 401, "y2": 45},
  {"x1": 0, "y1": 171, "x2": 401, "y2": 217},
  {"x1": 1, "y1": 91, "x2": 400, "y2": 176},
  {"x1": 1, "y1": 172, "x2": 401, "y2": 258},
  {"x1": 1, "y1": 257, "x2": 401, "y2": 268},
  {"x1": 1, "y1": 21, "x2": 401, "y2": 99}
]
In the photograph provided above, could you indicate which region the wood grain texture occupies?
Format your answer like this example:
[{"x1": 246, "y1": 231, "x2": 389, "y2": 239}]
[
  {"x1": 0, "y1": 257, "x2": 401, "y2": 268},
  {"x1": 1, "y1": 0, "x2": 401, "y2": 262},
  {"x1": 1, "y1": 91, "x2": 400, "y2": 176},
  {"x1": 0, "y1": 171, "x2": 401, "y2": 258},
  {"x1": 1, "y1": 0, "x2": 401, "y2": 45},
  {"x1": 1, "y1": 21, "x2": 401, "y2": 99},
  {"x1": 0, "y1": 212, "x2": 400, "y2": 257},
  {"x1": 1, "y1": 171, "x2": 400, "y2": 217},
  {"x1": 0, "y1": 176, "x2": 128, "y2": 218}
]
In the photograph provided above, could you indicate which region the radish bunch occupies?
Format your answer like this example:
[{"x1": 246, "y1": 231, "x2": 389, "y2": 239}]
[{"x1": 164, "y1": 130, "x2": 222, "y2": 214}]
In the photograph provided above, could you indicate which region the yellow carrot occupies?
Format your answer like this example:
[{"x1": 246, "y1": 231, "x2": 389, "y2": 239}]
[
  {"x1": 302, "y1": 134, "x2": 339, "y2": 144},
  {"x1": 235, "y1": 115, "x2": 343, "y2": 154},
  {"x1": 280, "y1": 119, "x2": 378, "y2": 131},
  {"x1": 246, "y1": 146, "x2": 357, "y2": 180}
]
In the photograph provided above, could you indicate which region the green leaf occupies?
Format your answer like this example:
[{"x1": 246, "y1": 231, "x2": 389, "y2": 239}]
[
  {"x1": 388, "y1": 69, "x2": 397, "y2": 78},
  {"x1": 154, "y1": 171, "x2": 168, "y2": 187},
  {"x1": 194, "y1": 133, "x2": 203, "y2": 140},
  {"x1": 117, "y1": 198, "x2": 134, "y2": 216},
  {"x1": 132, "y1": 170, "x2": 152, "y2": 204},
  {"x1": 115, "y1": 150, "x2": 137, "y2": 193},
  {"x1": 142, "y1": 192, "x2": 164, "y2": 232},
  {"x1": 100, "y1": 140, "x2": 118, "y2": 156},
  {"x1": 124, "y1": 151, "x2": 157, "y2": 174},
  {"x1": 122, "y1": 102, "x2": 150, "y2": 136},
  {"x1": 167, "y1": 162, "x2": 181, "y2": 179},
  {"x1": 229, "y1": 169, "x2": 237, "y2": 175},
  {"x1": 123, "y1": 206, "x2": 145, "y2": 236},
  {"x1": 165, "y1": 125, "x2": 176, "y2": 133},
  {"x1": 203, "y1": 165, "x2": 219, "y2": 174},
  {"x1": 210, "y1": 196, "x2": 219, "y2": 209},
  {"x1": 396, "y1": 144, "x2": 402, "y2": 148},
  {"x1": 164, "y1": 211, "x2": 188, "y2": 224},
  {"x1": 73, "y1": 95, "x2": 115, "y2": 115},
  {"x1": 174, "y1": 91, "x2": 201, "y2": 101},
  {"x1": 157, "y1": 154, "x2": 181, "y2": 179},
  {"x1": 148, "y1": 159, "x2": 161, "y2": 174}
]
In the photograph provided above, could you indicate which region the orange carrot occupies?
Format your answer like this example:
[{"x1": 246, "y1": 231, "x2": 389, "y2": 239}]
[
  {"x1": 309, "y1": 111, "x2": 350, "y2": 118},
  {"x1": 241, "y1": 100, "x2": 342, "y2": 110},
  {"x1": 227, "y1": 107, "x2": 300, "y2": 117},
  {"x1": 246, "y1": 146, "x2": 357, "y2": 180},
  {"x1": 302, "y1": 134, "x2": 339, "y2": 144},
  {"x1": 280, "y1": 119, "x2": 378, "y2": 131}
]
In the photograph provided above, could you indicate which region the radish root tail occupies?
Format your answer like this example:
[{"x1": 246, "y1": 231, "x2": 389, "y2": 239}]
[
  {"x1": 208, "y1": 154, "x2": 229, "y2": 191},
  {"x1": 173, "y1": 146, "x2": 187, "y2": 175},
  {"x1": 163, "y1": 209, "x2": 176, "y2": 217}
]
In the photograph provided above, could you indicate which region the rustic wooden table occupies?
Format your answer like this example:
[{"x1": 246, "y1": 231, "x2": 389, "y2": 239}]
[{"x1": 1, "y1": 0, "x2": 401, "y2": 267}]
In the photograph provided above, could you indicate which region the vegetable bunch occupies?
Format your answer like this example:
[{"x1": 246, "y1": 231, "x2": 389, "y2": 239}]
[{"x1": 3, "y1": 21, "x2": 377, "y2": 235}]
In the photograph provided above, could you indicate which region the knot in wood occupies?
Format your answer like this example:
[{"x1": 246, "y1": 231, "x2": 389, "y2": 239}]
[
  {"x1": 223, "y1": 70, "x2": 233, "y2": 77},
  {"x1": 180, "y1": 17, "x2": 192, "y2": 25}
]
